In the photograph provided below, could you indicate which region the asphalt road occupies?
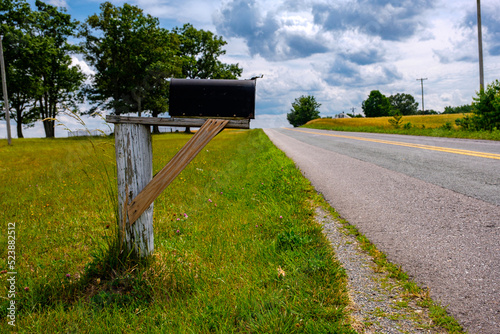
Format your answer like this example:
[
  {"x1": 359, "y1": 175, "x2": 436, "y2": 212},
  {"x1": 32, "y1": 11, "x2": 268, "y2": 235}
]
[{"x1": 264, "y1": 128, "x2": 500, "y2": 334}]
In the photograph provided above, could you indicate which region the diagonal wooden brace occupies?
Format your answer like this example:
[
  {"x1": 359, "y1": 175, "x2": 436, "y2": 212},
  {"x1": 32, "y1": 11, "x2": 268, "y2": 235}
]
[{"x1": 127, "y1": 119, "x2": 229, "y2": 225}]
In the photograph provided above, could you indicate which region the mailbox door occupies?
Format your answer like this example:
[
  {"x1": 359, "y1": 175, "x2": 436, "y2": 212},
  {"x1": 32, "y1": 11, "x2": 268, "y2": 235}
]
[{"x1": 169, "y1": 79, "x2": 255, "y2": 119}]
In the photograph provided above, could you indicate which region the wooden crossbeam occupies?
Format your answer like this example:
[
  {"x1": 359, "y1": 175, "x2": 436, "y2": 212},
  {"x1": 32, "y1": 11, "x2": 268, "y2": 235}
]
[
  {"x1": 106, "y1": 115, "x2": 249, "y2": 129},
  {"x1": 127, "y1": 119, "x2": 229, "y2": 225}
]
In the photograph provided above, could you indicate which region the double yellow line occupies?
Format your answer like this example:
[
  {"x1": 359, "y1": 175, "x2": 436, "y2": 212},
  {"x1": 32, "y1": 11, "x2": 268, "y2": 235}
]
[{"x1": 285, "y1": 128, "x2": 500, "y2": 160}]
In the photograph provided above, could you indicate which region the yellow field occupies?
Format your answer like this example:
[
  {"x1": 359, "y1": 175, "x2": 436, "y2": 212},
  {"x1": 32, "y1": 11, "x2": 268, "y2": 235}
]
[{"x1": 307, "y1": 114, "x2": 467, "y2": 130}]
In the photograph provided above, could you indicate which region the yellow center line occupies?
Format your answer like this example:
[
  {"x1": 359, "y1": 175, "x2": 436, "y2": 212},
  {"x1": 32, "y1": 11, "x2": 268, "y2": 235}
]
[{"x1": 285, "y1": 128, "x2": 500, "y2": 160}]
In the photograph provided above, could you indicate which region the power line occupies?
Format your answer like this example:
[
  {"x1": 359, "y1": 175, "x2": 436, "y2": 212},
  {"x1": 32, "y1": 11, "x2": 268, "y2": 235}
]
[{"x1": 417, "y1": 78, "x2": 428, "y2": 113}]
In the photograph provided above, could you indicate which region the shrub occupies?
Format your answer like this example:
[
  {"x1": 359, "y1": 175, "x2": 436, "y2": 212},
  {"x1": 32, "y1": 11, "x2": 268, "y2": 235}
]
[
  {"x1": 468, "y1": 79, "x2": 500, "y2": 131},
  {"x1": 440, "y1": 122, "x2": 453, "y2": 130},
  {"x1": 403, "y1": 122, "x2": 413, "y2": 130},
  {"x1": 388, "y1": 112, "x2": 403, "y2": 128}
]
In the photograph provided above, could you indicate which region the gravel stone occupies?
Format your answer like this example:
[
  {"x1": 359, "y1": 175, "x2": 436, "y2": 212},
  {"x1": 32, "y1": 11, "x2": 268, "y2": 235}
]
[{"x1": 317, "y1": 207, "x2": 448, "y2": 334}]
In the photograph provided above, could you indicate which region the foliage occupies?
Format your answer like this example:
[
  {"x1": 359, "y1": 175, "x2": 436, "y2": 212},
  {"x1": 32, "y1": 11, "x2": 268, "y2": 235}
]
[
  {"x1": 30, "y1": 1, "x2": 85, "y2": 138},
  {"x1": 454, "y1": 115, "x2": 475, "y2": 130},
  {"x1": 389, "y1": 93, "x2": 418, "y2": 115},
  {"x1": 403, "y1": 122, "x2": 413, "y2": 130},
  {"x1": 287, "y1": 95, "x2": 321, "y2": 127},
  {"x1": 440, "y1": 122, "x2": 453, "y2": 130},
  {"x1": 79, "y1": 2, "x2": 181, "y2": 116},
  {"x1": 0, "y1": 130, "x2": 355, "y2": 333},
  {"x1": 471, "y1": 79, "x2": 500, "y2": 131},
  {"x1": 417, "y1": 109, "x2": 439, "y2": 115},
  {"x1": 0, "y1": 0, "x2": 85, "y2": 138},
  {"x1": 443, "y1": 104, "x2": 473, "y2": 114},
  {"x1": 388, "y1": 112, "x2": 403, "y2": 128},
  {"x1": 453, "y1": 80, "x2": 500, "y2": 131},
  {"x1": 173, "y1": 23, "x2": 242, "y2": 80},
  {"x1": 362, "y1": 90, "x2": 392, "y2": 117},
  {"x1": 0, "y1": 0, "x2": 37, "y2": 138}
]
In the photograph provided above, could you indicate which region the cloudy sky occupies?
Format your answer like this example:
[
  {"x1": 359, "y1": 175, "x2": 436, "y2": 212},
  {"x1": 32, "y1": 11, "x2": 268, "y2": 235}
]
[{"x1": 3, "y1": 0, "x2": 500, "y2": 138}]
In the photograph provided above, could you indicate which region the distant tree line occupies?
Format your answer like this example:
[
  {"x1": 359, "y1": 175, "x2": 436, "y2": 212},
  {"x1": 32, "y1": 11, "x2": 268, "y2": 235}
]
[
  {"x1": 361, "y1": 91, "x2": 419, "y2": 117},
  {"x1": 361, "y1": 83, "x2": 500, "y2": 132},
  {"x1": 0, "y1": 0, "x2": 242, "y2": 138},
  {"x1": 443, "y1": 104, "x2": 473, "y2": 114}
]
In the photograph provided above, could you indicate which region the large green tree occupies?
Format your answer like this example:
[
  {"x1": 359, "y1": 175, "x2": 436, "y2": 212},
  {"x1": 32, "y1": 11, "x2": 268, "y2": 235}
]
[
  {"x1": 173, "y1": 23, "x2": 242, "y2": 80},
  {"x1": 389, "y1": 93, "x2": 418, "y2": 116},
  {"x1": 31, "y1": 0, "x2": 85, "y2": 138},
  {"x1": 0, "y1": 0, "x2": 37, "y2": 138},
  {"x1": 287, "y1": 95, "x2": 321, "y2": 127},
  {"x1": 362, "y1": 90, "x2": 392, "y2": 117},
  {"x1": 79, "y1": 2, "x2": 181, "y2": 116},
  {"x1": 1, "y1": 0, "x2": 83, "y2": 138}
]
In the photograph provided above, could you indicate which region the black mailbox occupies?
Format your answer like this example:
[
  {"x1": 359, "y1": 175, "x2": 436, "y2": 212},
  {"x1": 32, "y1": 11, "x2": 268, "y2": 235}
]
[{"x1": 169, "y1": 79, "x2": 255, "y2": 119}]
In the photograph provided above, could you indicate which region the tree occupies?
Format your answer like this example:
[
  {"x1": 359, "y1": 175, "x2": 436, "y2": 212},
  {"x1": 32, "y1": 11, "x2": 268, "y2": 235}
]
[
  {"x1": 287, "y1": 95, "x2": 321, "y2": 127},
  {"x1": 443, "y1": 104, "x2": 473, "y2": 114},
  {"x1": 173, "y1": 23, "x2": 242, "y2": 80},
  {"x1": 79, "y1": 2, "x2": 181, "y2": 117},
  {"x1": 389, "y1": 93, "x2": 418, "y2": 116},
  {"x1": 471, "y1": 79, "x2": 500, "y2": 131},
  {"x1": 0, "y1": 0, "x2": 84, "y2": 138},
  {"x1": 0, "y1": 0, "x2": 38, "y2": 138},
  {"x1": 31, "y1": 1, "x2": 85, "y2": 138},
  {"x1": 362, "y1": 90, "x2": 392, "y2": 117}
]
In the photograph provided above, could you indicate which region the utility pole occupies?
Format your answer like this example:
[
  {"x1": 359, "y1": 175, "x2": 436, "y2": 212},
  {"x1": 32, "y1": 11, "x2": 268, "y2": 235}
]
[
  {"x1": 417, "y1": 78, "x2": 428, "y2": 114},
  {"x1": 0, "y1": 35, "x2": 12, "y2": 145},
  {"x1": 477, "y1": 0, "x2": 484, "y2": 91}
]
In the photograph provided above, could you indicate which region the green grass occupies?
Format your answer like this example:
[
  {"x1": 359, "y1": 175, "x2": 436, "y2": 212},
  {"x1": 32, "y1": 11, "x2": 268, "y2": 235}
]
[
  {"x1": 0, "y1": 130, "x2": 355, "y2": 333},
  {"x1": 304, "y1": 114, "x2": 500, "y2": 141}
]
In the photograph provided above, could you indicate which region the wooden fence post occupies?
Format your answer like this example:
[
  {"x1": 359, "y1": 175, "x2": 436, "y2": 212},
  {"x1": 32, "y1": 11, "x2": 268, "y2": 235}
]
[{"x1": 115, "y1": 123, "x2": 154, "y2": 257}]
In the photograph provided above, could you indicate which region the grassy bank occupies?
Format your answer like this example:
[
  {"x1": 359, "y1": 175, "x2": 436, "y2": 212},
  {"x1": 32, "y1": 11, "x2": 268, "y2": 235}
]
[
  {"x1": 0, "y1": 130, "x2": 354, "y2": 333},
  {"x1": 304, "y1": 114, "x2": 500, "y2": 140}
]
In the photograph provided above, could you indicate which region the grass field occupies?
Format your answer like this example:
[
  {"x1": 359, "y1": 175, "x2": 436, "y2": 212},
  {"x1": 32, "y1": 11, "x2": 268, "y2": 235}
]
[
  {"x1": 304, "y1": 114, "x2": 500, "y2": 140},
  {"x1": 0, "y1": 130, "x2": 356, "y2": 333}
]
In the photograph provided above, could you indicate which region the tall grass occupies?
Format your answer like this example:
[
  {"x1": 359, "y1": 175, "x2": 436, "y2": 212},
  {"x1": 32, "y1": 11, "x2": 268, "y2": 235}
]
[
  {"x1": 305, "y1": 114, "x2": 500, "y2": 140},
  {"x1": 0, "y1": 130, "x2": 355, "y2": 333}
]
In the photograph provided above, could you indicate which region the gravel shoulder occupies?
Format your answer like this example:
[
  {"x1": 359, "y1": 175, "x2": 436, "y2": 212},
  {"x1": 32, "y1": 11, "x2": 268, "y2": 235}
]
[{"x1": 317, "y1": 207, "x2": 449, "y2": 333}]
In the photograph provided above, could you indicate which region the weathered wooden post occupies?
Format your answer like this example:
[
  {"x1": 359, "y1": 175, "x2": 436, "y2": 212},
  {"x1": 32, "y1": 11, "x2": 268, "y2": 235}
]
[
  {"x1": 108, "y1": 78, "x2": 257, "y2": 258},
  {"x1": 115, "y1": 123, "x2": 154, "y2": 256}
]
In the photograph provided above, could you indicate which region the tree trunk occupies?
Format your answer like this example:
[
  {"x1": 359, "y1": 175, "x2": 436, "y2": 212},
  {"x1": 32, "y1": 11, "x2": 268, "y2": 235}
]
[
  {"x1": 115, "y1": 123, "x2": 154, "y2": 257},
  {"x1": 13, "y1": 107, "x2": 24, "y2": 139},
  {"x1": 184, "y1": 127, "x2": 191, "y2": 133},
  {"x1": 43, "y1": 119, "x2": 55, "y2": 138},
  {"x1": 16, "y1": 118, "x2": 23, "y2": 138}
]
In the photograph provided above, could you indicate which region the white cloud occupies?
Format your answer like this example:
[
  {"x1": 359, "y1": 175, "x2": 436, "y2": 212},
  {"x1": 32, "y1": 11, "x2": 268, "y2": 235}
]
[
  {"x1": 71, "y1": 56, "x2": 95, "y2": 76},
  {"x1": 48, "y1": 0, "x2": 68, "y2": 8}
]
